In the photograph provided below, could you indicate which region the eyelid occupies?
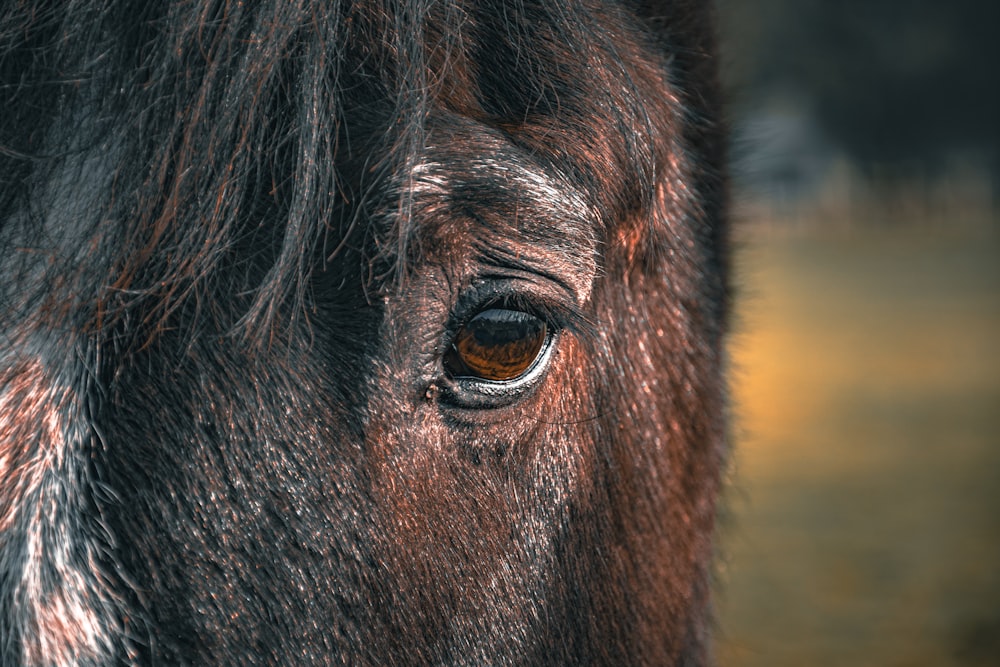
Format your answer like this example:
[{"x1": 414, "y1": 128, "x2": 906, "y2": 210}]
[
  {"x1": 445, "y1": 277, "x2": 590, "y2": 345},
  {"x1": 438, "y1": 328, "x2": 559, "y2": 409}
]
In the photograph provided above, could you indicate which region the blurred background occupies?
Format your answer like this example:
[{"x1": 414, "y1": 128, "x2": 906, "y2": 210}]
[{"x1": 711, "y1": 1, "x2": 1000, "y2": 665}]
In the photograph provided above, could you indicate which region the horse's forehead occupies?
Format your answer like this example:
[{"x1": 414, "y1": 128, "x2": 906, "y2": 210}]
[{"x1": 401, "y1": 123, "x2": 599, "y2": 304}]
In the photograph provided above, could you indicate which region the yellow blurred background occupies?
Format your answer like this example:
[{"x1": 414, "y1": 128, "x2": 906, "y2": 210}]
[{"x1": 714, "y1": 214, "x2": 999, "y2": 665}]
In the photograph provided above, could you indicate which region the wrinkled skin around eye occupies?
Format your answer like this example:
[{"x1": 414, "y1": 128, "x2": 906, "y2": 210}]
[{"x1": 445, "y1": 308, "x2": 547, "y2": 382}]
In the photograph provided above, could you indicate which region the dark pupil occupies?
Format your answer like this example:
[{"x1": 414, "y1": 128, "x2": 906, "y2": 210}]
[{"x1": 447, "y1": 309, "x2": 547, "y2": 381}]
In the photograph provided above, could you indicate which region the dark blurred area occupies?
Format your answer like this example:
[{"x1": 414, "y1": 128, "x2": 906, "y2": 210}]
[
  {"x1": 719, "y1": 0, "x2": 999, "y2": 213},
  {"x1": 713, "y1": 2, "x2": 1000, "y2": 666}
]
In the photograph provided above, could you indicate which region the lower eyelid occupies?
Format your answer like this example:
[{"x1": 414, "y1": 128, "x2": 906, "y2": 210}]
[{"x1": 439, "y1": 328, "x2": 558, "y2": 409}]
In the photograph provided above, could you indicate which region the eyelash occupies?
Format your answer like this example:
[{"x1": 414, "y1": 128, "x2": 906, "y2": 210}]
[{"x1": 443, "y1": 284, "x2": 578, "y2": 353}]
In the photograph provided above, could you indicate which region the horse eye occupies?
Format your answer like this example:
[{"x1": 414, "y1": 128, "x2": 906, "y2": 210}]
[{"x1": 445, "y1": 308, "x2": 548, "y2": 382}]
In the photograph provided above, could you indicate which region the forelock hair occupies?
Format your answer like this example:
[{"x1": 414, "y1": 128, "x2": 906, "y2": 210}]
[{"x1": 2, "y1": 0, "x2": 720, "y2": 351}]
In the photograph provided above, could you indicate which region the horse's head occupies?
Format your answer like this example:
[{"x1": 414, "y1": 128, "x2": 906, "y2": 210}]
[{"x1": 0, "y1": 1, "x2": 728, "y2": 664}]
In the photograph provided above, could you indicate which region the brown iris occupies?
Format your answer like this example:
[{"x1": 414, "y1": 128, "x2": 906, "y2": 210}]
[{"x1": 445, "y1": 308, "x2": 548, "y2": 382}]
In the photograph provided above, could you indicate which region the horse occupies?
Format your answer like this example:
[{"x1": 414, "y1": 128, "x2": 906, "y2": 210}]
[{"x1": 0, "y1": 1, "x2": 728, "y2": 664}]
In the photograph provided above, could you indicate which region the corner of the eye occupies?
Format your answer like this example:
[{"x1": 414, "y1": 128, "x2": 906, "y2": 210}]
[
  {"x1": 567, "y1": 261, "x2": 597, "y2": 309},
  {"x1": 421, "y1": 381, "x2": 440, "y2": 402}
]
